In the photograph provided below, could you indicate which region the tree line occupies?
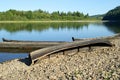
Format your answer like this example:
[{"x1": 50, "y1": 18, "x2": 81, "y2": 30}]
[
  {"x1": 0, "y1": 9, "x2": 90, "y2": 21},
  {"x1": 103, "y1": 6, "x2": 120, "y2": 21}
]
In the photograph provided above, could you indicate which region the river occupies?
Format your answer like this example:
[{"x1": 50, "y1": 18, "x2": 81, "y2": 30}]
[{"x1": 0, "y1": 22, "x2": 120, "y2": 62}]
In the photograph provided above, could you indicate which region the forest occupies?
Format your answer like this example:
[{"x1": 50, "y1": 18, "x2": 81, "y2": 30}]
[
  {"x1": 0, "y1": 6, "x2": 120, "y2": 21},
  {"x1": 0, "y1": 9, "x2": 90, "y2": 21},
  {"x1": 103, "y1": 6, "x2": 120, "y2": 21}
]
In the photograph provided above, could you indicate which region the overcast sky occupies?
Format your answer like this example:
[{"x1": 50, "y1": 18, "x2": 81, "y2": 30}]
[{"x1": 0, "y1": 0, "x2": 120, "y2": 15}]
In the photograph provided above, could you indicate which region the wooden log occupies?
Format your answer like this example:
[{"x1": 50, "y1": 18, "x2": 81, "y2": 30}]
[{"x1": 29, "y1": 39, "x2": 113, "y2": 65}]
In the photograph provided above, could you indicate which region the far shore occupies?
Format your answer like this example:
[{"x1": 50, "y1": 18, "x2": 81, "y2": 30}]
[{"x1": 0, "y1": 20, "x2": 110, "y2": 23}]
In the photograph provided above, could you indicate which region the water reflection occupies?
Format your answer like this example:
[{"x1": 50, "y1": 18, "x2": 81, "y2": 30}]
[
  {"x1": 103, "y1": 22, "x2": 120, "y2": 33},
  {"x1": 0, "y1": 22, "x2": 120, "y2": 34},
  {"x1": 0, "y1": 22, "x2": 89, "y2": 32},
  {"x1": 0, "y1": 22, "x2": 120, "y2": 41}
]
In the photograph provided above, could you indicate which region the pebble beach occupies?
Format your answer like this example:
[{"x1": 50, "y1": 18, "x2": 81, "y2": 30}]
[{"x1": 0, "y1": 37, "x2": 120, "y2": 80}]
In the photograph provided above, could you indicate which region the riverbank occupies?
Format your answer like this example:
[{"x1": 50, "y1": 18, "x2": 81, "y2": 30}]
[
  {"x1": 0, "y1": 37, "x2": 120, "y2": 80},
  {"x1": 0, "y1": 20, "x2": 106, "y2": 23}
]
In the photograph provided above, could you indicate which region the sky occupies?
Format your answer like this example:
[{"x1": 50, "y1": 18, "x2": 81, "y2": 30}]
[{"x1": 0, "y1": 0, "x2": 120, "y2": 15}]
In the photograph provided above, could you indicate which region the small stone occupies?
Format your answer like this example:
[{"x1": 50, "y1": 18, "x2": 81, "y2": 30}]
[{"x1": 49, "y1": 76, "x2": 57, "y2": 80}]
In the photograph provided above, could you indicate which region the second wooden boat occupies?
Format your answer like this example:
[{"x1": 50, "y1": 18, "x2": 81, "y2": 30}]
[
  {"x1": 0, "y1": 41, "x2": 68, "y2": 52},
  {"x1": 2, "y1": 38, "x2": 66, "y2": 43},
  {"x1": 72, "y1": 33, "x2": 120, "y2": 41},
  {"x1": 29, "y1": 39, "x2": 113, "y2": 65}
]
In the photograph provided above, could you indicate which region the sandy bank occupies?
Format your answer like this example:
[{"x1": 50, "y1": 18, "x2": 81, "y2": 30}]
[{"x1": 0, "y1": 37, "x2": 120, "y2": 80}]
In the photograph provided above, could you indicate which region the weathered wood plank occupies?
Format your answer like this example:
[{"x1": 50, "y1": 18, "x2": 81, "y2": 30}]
[{"x1": 29, "y1": 39, "x2": 113, "y2": 65}]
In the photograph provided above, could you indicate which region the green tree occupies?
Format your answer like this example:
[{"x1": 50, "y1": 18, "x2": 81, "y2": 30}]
[
  {"x1": 0, "y1": 9, "x2": 91, "y2": 20},
  {"x1": 103, "y1": 6, "x2": 120, "y2": 21}
]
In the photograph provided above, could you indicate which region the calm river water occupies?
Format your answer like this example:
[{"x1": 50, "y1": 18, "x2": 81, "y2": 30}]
[{"x1": 0, "y1": 22, "x2": 120, "y2": 62}]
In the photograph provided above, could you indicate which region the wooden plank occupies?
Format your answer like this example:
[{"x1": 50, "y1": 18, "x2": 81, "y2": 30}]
[{"x1": 29, "y1": 39, "x2": 113, "y2": 65}]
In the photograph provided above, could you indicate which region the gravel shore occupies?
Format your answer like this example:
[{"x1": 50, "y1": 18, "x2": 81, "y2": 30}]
[{"x1": 0, "y1": 37, "x2": 120, "y2": 80}]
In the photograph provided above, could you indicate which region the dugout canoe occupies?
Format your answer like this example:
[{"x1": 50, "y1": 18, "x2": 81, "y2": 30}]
[
  {"x1": 0, "y1": 41, "x2": 68, "y2": 51},
  {"x1": 2, "y1": 38, "x2": 66, "y2": 43},
  {"x1": 72, "y1": 33, "x2": 120, "y2": 41},
  {"x1": 29, "y1": 39, "x2": 113, "y2": 65}
]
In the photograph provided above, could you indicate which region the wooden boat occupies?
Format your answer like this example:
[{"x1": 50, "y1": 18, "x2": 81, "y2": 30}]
[
  {"x1": 72, "y1": 33, "x2": 120, "y2": 41},
  {"x1": 1, "y1": 38, "x2": 69, "y2": 52},
  {"x1": 0, "y1": 41, "x2": 68, "y2": 52},
  {"x1": 29, "y1": 39, "x2": 113, "y2": 65},
  {"x1": 2, "y1": 38, "x2": 66, "y2": 43}
]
